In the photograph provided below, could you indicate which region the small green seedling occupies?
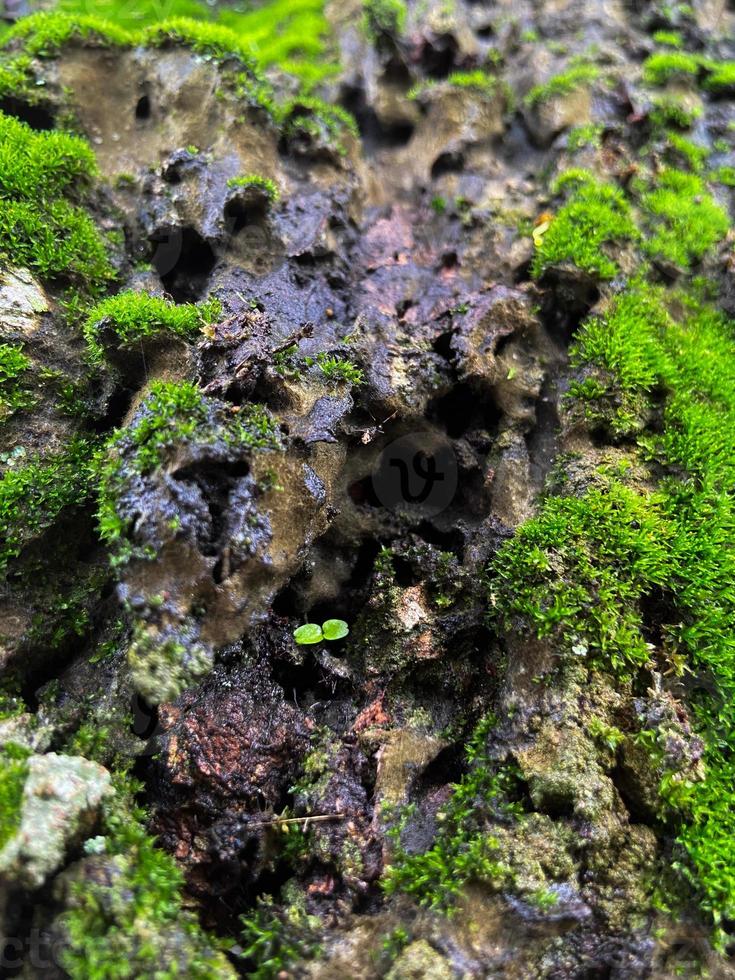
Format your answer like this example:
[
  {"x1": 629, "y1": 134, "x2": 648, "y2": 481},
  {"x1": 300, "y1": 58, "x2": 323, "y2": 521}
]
[{"x1": 293, "y1": 619, "x2": 349, "y2": 645}]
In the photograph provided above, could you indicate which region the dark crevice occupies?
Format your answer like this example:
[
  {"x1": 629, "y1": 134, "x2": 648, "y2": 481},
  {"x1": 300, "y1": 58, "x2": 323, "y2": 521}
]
[
  {"x1": 432, "y1": 329, "x2": 455, "y2": 360},
  {"x1": 340, "y1": 86, "x2": 415, "y2": 152},
  {"x1": 416, "y1": 520, "x2": 465, "y2": 559},
  {"x1": 0, "y1": 97, "x2": 54, "y2": 129},
  {"x1": 135, "y1": 94, "x2": 151, "y2": 120},
  {"x1": 431, "y1": 151, "x2": 465, "y2": 179},
  {"x1": 224, "y1": 197, "x2": 268, "y2": 235},
  {"x1": 428, "y1": 380, "x2": 502, "y2": 438},
  {"x1": 150, "y1": 226, "x2": 216, "y2": 302}
]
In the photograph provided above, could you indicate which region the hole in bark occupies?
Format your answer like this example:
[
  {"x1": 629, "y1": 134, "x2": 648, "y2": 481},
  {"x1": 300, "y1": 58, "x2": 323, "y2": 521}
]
[
  {"x1": 340, "y1": 87, "x2": 415, "y2": 151},
  {"x1": 224, "y1": 197, "x2": 268, "y2": 235},
  {"x1": 0, "y1": 97, "x2": 54, "y2": 129},
  {"x1": 431, "y1": 151, "x2": 465, "y2": 179},
  {"x1": 135, "y1": 94, "x2": 151, "y2": 120},
  {"x1": 420, "y1": 35, "x2": 459, "y2": 78},
  {"x1": 150, "y1": 225, "x2": 216, "y2": 302},
  {"x1": 429, "y1": 380, "x2": 502, "y2": 438}
]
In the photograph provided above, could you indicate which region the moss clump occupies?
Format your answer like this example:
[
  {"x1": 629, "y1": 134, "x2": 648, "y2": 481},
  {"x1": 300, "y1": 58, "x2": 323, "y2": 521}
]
[
  {"x1": 226, "y1": 173, "x2": 280, "y2": 202},
  {"x1": 0, "y1": 112, "x2": 112, "y2": 291},
  {"x1": 408, "y1": 71, "x2": 504, "y2": 101},
  {"x1": 0, "y1": 742, "x2": 31, "y2": 852},
  {"x1": 280, "y1": 96, "x2": 358, "y2": 153},
  {"x1": 712, "y1": 166, "x2": 735, "y2": 187},
  {"x1": 650, "y1": 95, "x2": 702, "y2": 129},
  {"x1": 84, "y1": 291, "x2": 221, "y2": 361},
  {"x1": 652, "y1": 29, "x2": 684, "y2": 47},
  {"x1": 665, "y1": 132, "x2": 708, "y2": 171},
  {"x1": 493, "y1": 477, "x2": 672, "y2": 672},
  {"x1": 704, "y1": 60, "x2": 735, "y2": 93},
  {"x1": 0, "y1": 343, "x2": 32, "y2": 418},
  {"x1": 59, "y1": 776, "x2": 232, "y2": 979},
  {"x1": 238, "y1": 894, "x2": 322, "y2": 978},
  {"x1": 312, "y1": 352, "x2": 364, "y2": 386},
  {"x1": 0, "y1": 440, "x2": 93, "y2": 573},
  {"x1": 141, "y1": 17, "x2": 257, "y2": 65},
  {"x1": 638, "y1": 169, "x2": 728, "y2": 267},
  {"x1": 532, "y1": 173, "x2": 638, "y2": 280},
  {"x1": 524, "y1": 63, "x2": 599, "y2": 107},
  {"x1": 495, "y1": 270, "x2": 735, "y2": 930},
  {"x1": 362, "y1": 0, "x2": 407, "y2": 41},
  {"x1": 0, "y1": 12, "x2": 130, "y2": 56},
  {"x1": 127, "y1": 625, "x2": 212, "y2": 705},
  {"x1": 642, "y1": 51, "x2": 701, "y2": 85},
  {"x1": 567, "y1": 122, "x2": 604, "y2": 151}
]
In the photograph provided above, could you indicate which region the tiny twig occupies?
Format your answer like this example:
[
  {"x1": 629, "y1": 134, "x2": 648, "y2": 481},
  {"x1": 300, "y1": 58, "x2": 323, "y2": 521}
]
[
  {"x1": 251, "y1": 813, "x2": 344, "y2": 830},
  {"x1": 269, "y1": 321, "x2": 314, "y2": 358}
]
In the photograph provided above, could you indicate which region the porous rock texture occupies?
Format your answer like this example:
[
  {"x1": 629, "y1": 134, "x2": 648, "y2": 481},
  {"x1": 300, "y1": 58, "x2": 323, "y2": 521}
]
[{"x1": 1, "y1": 0, "x2": 735, "y2": 978}]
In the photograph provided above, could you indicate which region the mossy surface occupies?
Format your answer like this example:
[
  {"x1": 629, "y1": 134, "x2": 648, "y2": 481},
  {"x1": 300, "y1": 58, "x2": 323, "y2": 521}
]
[
  {"x1": 0, "y1": 112, "x2": 112, "y2": 291},
  {"x1": 642, "y1": 51, "x2": 701, "y2": 85},
  {"x1": 84, "y1": 291, "x2": 221, "y2": 362},
  {"x1": 532, "y1": 174, "x2": 638, "y2": 279},
  {"x1": 0, "y1": 343, "x2": 32, "y2": 419},
  {"x1": 637, "y1": 169, "x2": 728, "y2": 267},
  {"x1": 59, "y1": 776, "x2": 232, "y2": 979},
  {"x1": 0, "y1": 742, "x2": 31, "y2": 851},
  {"x1": 0, "y1": 440, "x2": 94, "y2": 573},
  {"x1": 383, "y1": 716, "x2": 527, "y2": 909},
  {"x1": 498, "y1": 162, "x2": 735, "y2": 932},
  {"x1": 524, "y1": 63, "x2": 599, "y2": 108},
  {"x1": 226, "y1": 174, "x2": 280, "y2": 202},
  {"x1": 96, "y1": 380, "x2": 280, "y2": 554},
  {"x1": 1, "y1": 0, "x2": 336, "y2": 93}
]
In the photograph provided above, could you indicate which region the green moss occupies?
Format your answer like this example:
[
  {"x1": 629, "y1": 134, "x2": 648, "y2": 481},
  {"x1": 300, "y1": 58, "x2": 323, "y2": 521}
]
[
  {"x1": 638, "y1": 169, "x2": 728, "y2": 267},
  {"x1": 4, "y1": 1, "x2": 336, "y2": 94},
  {"x1": 383, "y1": 716, "x2": 523, "y2": 908},
  {"x1": 238, "y1": 894, "x2": 321, "y2": 978},
  {"x1": 704, "y1": 60, "x2": 735, "y2": 93},
  {"x1": 446, "y1": 69, "x2": 501, "y2": 94},
  {"x1": 495, "y1": 268, "x2": 735, "y2": 929},
  {"x1": 0, "y1": 742, "x2": 31, "y2": 852},
  {"x1": 84, "y1": 291, "x2": 221, "y2": 361},
  {"x1": 0, "y1": 439, "x2": 94, "y2": 573},
  {"x1": 1, "y1": 12, "x2": 131, "y2": 56},
  {"x1": 712, "y1": 165, "x2": 735, "y2": 187},
  {"x1": 59, "y1": 776, "x2": 232, "y2": 979},
  {"x1": 280, "y1": 96, "x2": 358, "y2": 152},
  {"x1": 652, "y1": 29, "x2": 684, "y2": 47},
  {"x1": 642, "y1": 51, "x2": 702, "y2": 85},
  {"x1": 141, "y1": 17, "x2": 257, "y2": 65},
  {"x1": 226, "y1": 173, "x2": 280, "y2": 202},
  {"x1": 362, "y1": 0, "x2": 407, "y2": 41},
  {"x1": 532, "y1": 174, "x2": 638, "y2": 280},
  {"x1": 96, "y1": 381, "x2": 280, "y2": 552},
  {"x1": 0, "y1": 343, "x2": 32, "y2": 418},
  {"x1": 127, "y1": 626, "x2": 212, "y2": 705},
  {"x1": 492, "y1": 478, "x2": 672, "y2": 672},
  {"x1": 567, "y1": 122, "x2": 604, "y2": 151},
  {"x1": 524, "y1": 63, "x2": 599, "y2": 107},
  {"x1": 0, "y1": 111, "x2": 112, "y2": 292},
  {"x1": 649, "y1": 94, "x2": 702, "y2": 129},
  {"x1": 665, "y1": 132, "x2": 708, "y2": 171},
  {"x1": 312, "y1": 352, "x2": 364, "y2": 386}
]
